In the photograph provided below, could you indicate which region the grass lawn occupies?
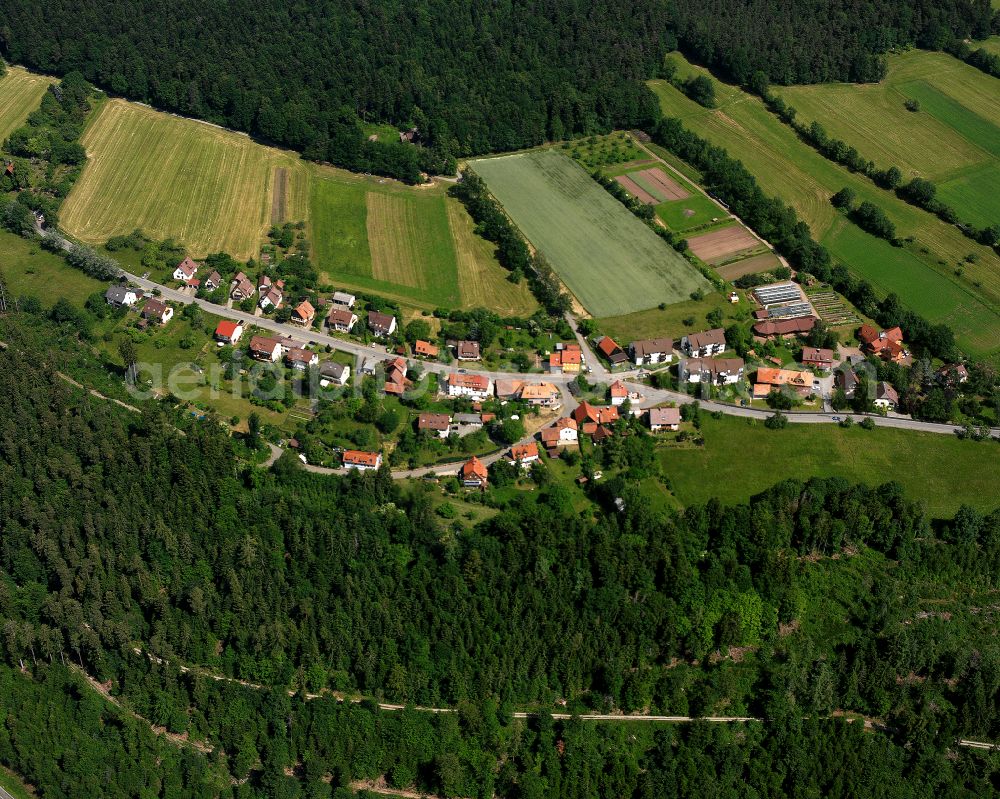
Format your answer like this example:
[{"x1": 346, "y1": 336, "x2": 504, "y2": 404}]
[
  {"x1": 648, "y1": 55, "x2": 1000, "y2": 361},
  {"x1": 0, "y1": 767, "x2": 34, "y2": 799},
  {"x1": 0, "y1": 229, "x2": 105, "y2": 305},
  {"x1": 470, "y1": 149, "x2": 709, "y2": 317},
  {"x1": 656, "y1": 195, "x2": 726, "y2": 231},
  {"x1": 0, "y1": 67, "x2": 53, "y2": 142},
  {"x1": 62, "y1": 99, "x2": 309, "y2": 259},
  {"x1": 596, "y1": 289, "x2": 748, "y2": 342},
  {"x1": 665, "y1": 414, "x2": 1000, "y2": 517},
  {"x1": 776, "y1": 52, "x2": 1000, "y2": 230}
]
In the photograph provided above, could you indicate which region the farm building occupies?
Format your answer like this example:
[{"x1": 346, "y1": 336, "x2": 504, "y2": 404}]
[
  {"x1": 753, "y1": 317, "x2": 816, "y2": 339},
  {"x1": 801, "y1": 347, "x2": 834, "y2": 371}
]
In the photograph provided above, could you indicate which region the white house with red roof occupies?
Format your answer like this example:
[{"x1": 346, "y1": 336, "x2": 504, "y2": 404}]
[
  {"x1": 214, "y1": 320, "x2": 244, "y2": 345},
  {"x1": 173, "y1": 257, "x2": 199, "y2": 281}
]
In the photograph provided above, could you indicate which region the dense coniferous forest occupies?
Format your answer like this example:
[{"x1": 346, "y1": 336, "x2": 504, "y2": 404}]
[
  {"x1": 0, "y1": 0, "x2": 993, "y2": 180},
  {"x1": 3, "y1": 317, "x2": 1000, "y2": 795}
]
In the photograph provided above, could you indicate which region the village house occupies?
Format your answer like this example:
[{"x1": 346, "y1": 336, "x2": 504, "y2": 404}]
[
  {"x1": 540, "y1": 417, "x2": 578, "y2": 449},
  {"x1": 460, "y1": 455, "x2": 489, "y2": 488},
  {"x1": 414, "y1": 340, "x2": 440, "y2": 358},
  {"x1": 203, "y1": 270, "x2": 222, "y2": 291},
  {"x1": 105, "y1": 286, "x2": 139, "y2": 308},
  {"x1": 572, "y1": 401, "x2": 620, "y2": 435},
  {"x1": 681, "y1": 328, "x2": 727, "y2": 357},
  {"x1": 630, "y1": 337, "x2": 674, "y2": 366},
  {"x1": 214, "y1": 320, "x2": 244, "y2": 345},
  {"x1": 446, "y1": 373, "x2": 493, "y2": 400},
  {"x1": 230, "y1": 272, "x2": 255, "y2": 301},
  {"x1": 835, "y1": 366, "x2": 859, "y2": 397},
  {"x1": 343, "y1": 450, "x2": 382, "y2": 471},
  {"x1": 681, "y1": 357, "x2": 745, "y2": 385},
  {"x1": 417, "y1": 412, "x2": 452, "y2": 439},
  {"x1": 858, "y1": 324, "x2": 905, "y2": 362},
  {"x1": 752, "y1": 317, "x2": 816, "y2": 339},
  {"x1": 595, "y1": 335, "x2": 628, "y2": 366},
  {"x1": 456, "y1": 340, "x2": 481, "y2": 361},
  {"x1": 256, "y1": 278, "x2": 284, "y2": 310},
  {"x1": 548, "y1": 343, "x2": 583, "y2": 374},
  {"x1": 937, "y1": 363, "x2": 969, "y2": 386},
  {"x1": 331, "y1": 291, "x2": 356, "y2": 309},
  {"x1": 368, "y1": 310, "x2": 397, "y2": 337},
  {"x1": 140, "y1": 298, "x2": 173, "y2": 326},
  {"x1": 801, "y1": 346, "x2": 834, "y2": 371},
  {"x1": 519, "y1": 382, "x2": 561, "y2": 408},
  {"x1": 874, "y1": 381, "x2": 899, "y2": 411},
  {"x1": 753, "y1": 367, "x2": 812, "y2": 399},
  {"x1": 494, "y1": 379, "x2": 525, "y2": 401},
  {"x1": 291, "y1": 300, "x2": 316, "y2": 327},
  {"x1": 609, "y1": 380, "x2": 628, "y2": 406},
  {"x1": 509, "y1": 441, "x2": 540, "y2": 468},
  {"x1": 383, "y1": 357, "x2": 409, "y2": 395},
  {"x1": 248, "y1": 335, "x2": 282, "y2": 362},
  {"x1": 326, "y1": 306, "x2": 358, "y2": 332},
  {"x1": 648, "y1": 406, "x2": 681, "y2": 433},
  {"x1": 286, "y1": 347, "x2": 318, "y2": 370},
  {"x1": 172, "y1": 257, "x2": 199, "y2": 282},
  {"x1": 319, "y1": 361, "x2": 350, "y2": 387}
]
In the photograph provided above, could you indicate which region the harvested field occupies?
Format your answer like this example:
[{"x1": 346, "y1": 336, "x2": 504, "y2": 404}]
[
  {"x1": 446, "y1": 200, "x2": 538, "y2": 316},
  {"x1": 615, "y1": 175, "x2": 658, "y2": 205},
  {"x1": 0, "y1": 67, "x2": 53, "y2": 142},
  {"x1": 271, "y1": 167, "x2": 288, "y2": 223},
  {"x1": 634, "y1": 167, "x2": 689, "y2": 200},
  {"x1": 715, "y1": 252, "x2": 782, "y2": 281},
  {"x1": 368, "y1": 192, "x2": 446, "y2": 290},
  {"x1": 470, "y1": 149, "x2": 709, "y2": 317},
  {"x1": 687, "y1": 224, "x2": 762, "y2": 264},
  {"x1": 62, "y1": 99, "x2": 309, "y2": 258}
]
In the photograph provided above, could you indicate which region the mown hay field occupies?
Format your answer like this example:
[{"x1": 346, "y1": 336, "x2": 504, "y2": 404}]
[
  {"x1": 0, "y1": 67, "x2": 54, "y2": 142},
  {"x1": 470, "y1": 149, "x2": 709, "y2": 317},
  {"x1": 649, "y1": 53, "x2": 1000, "y2": 360},
  {"x1": 62, "y1": 99, "x2": 309, "y2": 259},
  {"x1": 775, "y1": 51, "x2": 1000, "y2": 228},
  {"x1": 309, "y1": 168, "x2": 536, "y2": 314}
]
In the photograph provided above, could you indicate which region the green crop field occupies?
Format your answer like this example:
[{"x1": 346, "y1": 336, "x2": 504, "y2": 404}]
[
  {"x1": 649, "y1": 53, "x2": 1000, "y2": 360},
  {"x1": 309, "y1": 168, "x2": 535, "y2": 314},
  {"x1": 0, "y1": 67, "x2": 53, "y2": 142},
  {"x1": 665, "y1": 414, "x2": 1000, "y2": 517},
  {"x1": 776, "y1": 51, "x2": 1000, "y2": 229},
  {"x1": 62, "y1": 99, "x2": 310, "y2": 259},
  {"x1": 469, "y1": 149, "x2": 709, "y2": 317},
  {"x1": 602, "y1": 160, "x2": 729, "y2": 232}
]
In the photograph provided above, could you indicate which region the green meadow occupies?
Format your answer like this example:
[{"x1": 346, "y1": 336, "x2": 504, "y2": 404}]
[{"x1": 649, "y1": 53, "x2": 1000, "y2": 360}]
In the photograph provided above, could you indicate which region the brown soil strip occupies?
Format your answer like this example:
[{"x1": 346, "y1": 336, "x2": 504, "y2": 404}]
[
  {"x1": 271, "y1": 167, "x2": 288, "y2": 223},
  {"x1": 635, "y1": 167, "x2": 689, "y2": 200},
  {"x1": 615, "y1": 174, "x2": 658, "y2": 205}
]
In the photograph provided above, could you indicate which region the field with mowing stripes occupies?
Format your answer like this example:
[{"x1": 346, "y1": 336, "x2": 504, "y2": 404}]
[
  {"x1": 0, "y1": 67, "x2": 53, "y2": 142},
  {"x1": 649, "y1": 53, "x2": 1000, "y2": 360},
  {"x1": 310, "y1": 168, "x2": 535, "y2": 313},
  {"x1": 775, "y1": 51, "x2": 1000, "y2": 229},
  {"x1": 470, "y1": 149, "x2": 709, "y2": 317},
  {"x1": 62, "y1": 99, "x2": 309, "y2": 259}
]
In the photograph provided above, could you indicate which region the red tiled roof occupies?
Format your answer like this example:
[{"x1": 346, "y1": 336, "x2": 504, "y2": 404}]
[
  {"x1": 461, "y1": 456, "x2": 489, "y2": 481},
  {"x1": 343, "y1": 450, "x2": 380, "y2": 467},
  {"x1": 215, "y1": 320, "x2": 241, "y2": 339},
  {"x1": 510, "y1": 442, "x2": 539, "y2": 462}
]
